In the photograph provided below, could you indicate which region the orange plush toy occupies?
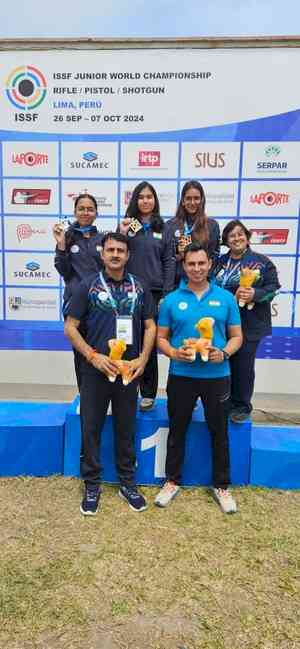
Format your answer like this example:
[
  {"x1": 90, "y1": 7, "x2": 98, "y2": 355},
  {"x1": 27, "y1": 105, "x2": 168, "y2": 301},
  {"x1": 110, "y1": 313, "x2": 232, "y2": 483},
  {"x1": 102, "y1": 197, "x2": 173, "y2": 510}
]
[
  {"x1": 183, "y1": 317, "x2": 215, "y2": 362},
  {"x1": 108, "y1": 339, "x2": 127, "y2": 382},
  {"x1": 108, "y1": 339, "x2": 139, "y2": 386},
  {"x1": 239, "y1": 267, "x2": 260, "y2": 310}
]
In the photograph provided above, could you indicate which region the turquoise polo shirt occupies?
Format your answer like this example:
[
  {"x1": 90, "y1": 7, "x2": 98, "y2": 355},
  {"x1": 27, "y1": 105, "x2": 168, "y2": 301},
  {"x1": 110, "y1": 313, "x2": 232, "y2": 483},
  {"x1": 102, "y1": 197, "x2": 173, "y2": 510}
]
[{"x1": 158, "y1": 282, "x2": 241, "y2": 379}]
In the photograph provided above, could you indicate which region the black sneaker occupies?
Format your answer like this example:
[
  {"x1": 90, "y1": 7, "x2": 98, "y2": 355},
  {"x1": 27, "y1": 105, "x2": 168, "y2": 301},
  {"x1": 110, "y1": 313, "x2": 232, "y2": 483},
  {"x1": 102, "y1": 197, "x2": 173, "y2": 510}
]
[
  {"x1": 230, "y1": 411, "x2": 250, "y2": 423},
  {"x1": 118, "y1": 485, "x2": 148, "y2": 512},
  {"x1": 80, "y1": 486, "x2": 101, "y2": 516}
]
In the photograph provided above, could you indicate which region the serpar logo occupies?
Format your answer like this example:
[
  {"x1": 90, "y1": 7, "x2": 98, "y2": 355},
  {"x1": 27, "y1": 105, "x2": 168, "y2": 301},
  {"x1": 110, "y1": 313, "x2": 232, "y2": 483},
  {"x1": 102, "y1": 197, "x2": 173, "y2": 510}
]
[
  {"x1": 265, "y1": 145, "x2": 281, "y2": 157},
  {"x1": 12, "y1": 152, "x2": 49, "y2": 166},
  {"x1": 256, "y1": 144, "x2": 287, "y2": 172},
  {"x1": 138, "y1": 151, "x2": 160, "y2": 167},
  {"x1": 250, "y1": 192, "x2": 289, "y2": 206},
  {"x1": 5, "y1": 65, "x2": 47, "y2": 110},
  {"x1": 26, "y1": 261, "x2": 40, "y2": 271}
]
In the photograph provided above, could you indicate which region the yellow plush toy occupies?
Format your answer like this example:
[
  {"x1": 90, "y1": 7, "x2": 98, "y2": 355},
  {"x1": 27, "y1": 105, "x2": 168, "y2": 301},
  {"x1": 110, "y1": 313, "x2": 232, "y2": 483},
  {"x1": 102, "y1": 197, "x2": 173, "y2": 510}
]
[
  {"x1": 183, "y1": 317, "x2": 215, "y2": 362},
  {"x1": 239, "y1": 267, "x2": 260, "y2": 310}
]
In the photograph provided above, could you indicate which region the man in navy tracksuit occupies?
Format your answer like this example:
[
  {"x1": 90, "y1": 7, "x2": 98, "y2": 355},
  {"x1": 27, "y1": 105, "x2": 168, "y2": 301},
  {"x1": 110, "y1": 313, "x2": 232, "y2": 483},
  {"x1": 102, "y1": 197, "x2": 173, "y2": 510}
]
[{"x1": 64, "y1": 232, "x2": 156, "y2": 516}]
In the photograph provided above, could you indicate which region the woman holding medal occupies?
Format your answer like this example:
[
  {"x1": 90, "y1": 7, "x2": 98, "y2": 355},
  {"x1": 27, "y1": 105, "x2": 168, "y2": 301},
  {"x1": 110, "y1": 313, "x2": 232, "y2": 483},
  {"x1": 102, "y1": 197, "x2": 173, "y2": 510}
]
[
  {"x1": 165, "y1": 180, "x2": 220, "y2": 287},
  {"x1": 213, "y1": 219, "x2": 280, "y2": 422},
  {"x1": 119, "y1": 181, "x2": 176, "y2": 411},
  {"x1": 53, "y1": 193, "x2": 104, "y2": 387}
]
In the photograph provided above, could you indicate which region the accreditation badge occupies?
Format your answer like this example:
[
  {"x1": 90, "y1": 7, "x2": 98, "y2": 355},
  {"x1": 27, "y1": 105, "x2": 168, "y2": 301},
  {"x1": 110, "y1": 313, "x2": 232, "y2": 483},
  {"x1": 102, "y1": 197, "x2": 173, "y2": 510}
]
[{"x1": 116, "y1": 316, "x2": 133, "y2": 345}]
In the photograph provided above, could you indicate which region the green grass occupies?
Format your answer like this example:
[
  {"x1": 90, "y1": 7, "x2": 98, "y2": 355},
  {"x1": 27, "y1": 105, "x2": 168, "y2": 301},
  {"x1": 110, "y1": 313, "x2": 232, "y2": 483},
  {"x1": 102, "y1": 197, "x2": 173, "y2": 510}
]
[{"x1": 1, "y1": 477, "x2": 300, "y2": 649}]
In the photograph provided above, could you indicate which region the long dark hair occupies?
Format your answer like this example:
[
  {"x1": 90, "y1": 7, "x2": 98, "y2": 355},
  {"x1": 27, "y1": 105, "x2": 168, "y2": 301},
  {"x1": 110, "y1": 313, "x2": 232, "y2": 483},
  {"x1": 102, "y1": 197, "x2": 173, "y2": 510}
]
[
  {"x1": 65, "y1": 193, "x2": 98, "y2": 249},
  {"x1": 125, "y1": 182, "x2": 164, "y2": 233},
  {"x1": 175, "y1": 181, "x2": 209, "y2": 246}
]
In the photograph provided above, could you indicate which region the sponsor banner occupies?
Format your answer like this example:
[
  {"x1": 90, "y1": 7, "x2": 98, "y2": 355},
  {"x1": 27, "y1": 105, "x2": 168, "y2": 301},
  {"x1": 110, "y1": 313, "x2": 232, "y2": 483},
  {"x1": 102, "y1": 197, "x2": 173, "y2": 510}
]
[
  {"x1": 294, "y1": 294, "x2": 300, "y2": 326},
  {"x1": 3, "y1": 179, "x2": 59, "y2": 214},
  {"x1": 182, "y1": 181, "x2": 238, "y2": 218},
  {"x1": 240, "y1": 181, "x2": 300, "y2": 217},
  {"x1": 5, "y1": 252, "x2": 59, "y2": 287},
  {"x1": 297, "y1": 263, "x2": 300, "y2": 291},
  {"x1": 4, "y1": 216, "x2": 58, "y2": 250},
  {"x1": 269, "y1": 256, "x2": 296, "y2": 291},
  {"x1": 0, "y1": 253, "x2": 2, "y2": 285},
  {"x1": 61, "y1": 142, "x2": 118, "y2": 178},
  {"x1": 270, "y1": 292, "x2": 294, "y2": 327},
  {"x1": 121, "y1": 180, "x2": 177, "y2": 217},
  {"x1": 181, "y1": 142, "x2": 240, "y2": 178},
  {"x1": 6, "y1": 288, "x2": 60, "y2": 321},
  {"x1": 243, "y1": 142, "x2": 300, "y2": 178},
  {"x1": 121, "y1": 142, "x2": 178, "y2": 178},
  {"x1": 95, "y1": 217, "x2": 118, "y2": 233},
  {"x1": 61, "y1": 180, "x2": 118, "y2": 215},
  {"x1": 233, "y1": 219, "x2": 298, "y2": 255},
  {"x1": 3, "y1": 141, "x2": 59, "y2": 177},
  {"x1": 0, "y1": 291, "x2": 3, "y2": 320},
  {"x1": 1, "y1": 50, "x2": 300, "y2": 134}
]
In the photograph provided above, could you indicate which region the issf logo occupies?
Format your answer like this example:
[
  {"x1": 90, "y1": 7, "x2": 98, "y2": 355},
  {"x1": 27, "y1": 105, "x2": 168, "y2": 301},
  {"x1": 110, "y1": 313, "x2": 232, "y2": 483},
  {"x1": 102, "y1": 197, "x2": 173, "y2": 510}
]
[{"x1": 5, "y1": 65, "x2": 47, "y2": 110}]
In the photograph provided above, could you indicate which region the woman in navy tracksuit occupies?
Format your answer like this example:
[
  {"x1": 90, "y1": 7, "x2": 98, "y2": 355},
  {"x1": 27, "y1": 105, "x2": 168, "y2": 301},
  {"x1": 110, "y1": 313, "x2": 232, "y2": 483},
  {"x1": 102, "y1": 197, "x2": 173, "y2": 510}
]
[
  {"x1": 165, "y1": 180, "x2": 220, "y2": 287},
  {"x1": 119, "y1": 181, "x2": 175, "y2": 410},
  {"x1": 53, "y1": 193, "x2": 103, "y2": 388},
  {"x1": 214, "y1": 219, "x2": 281, "y2": 422}
]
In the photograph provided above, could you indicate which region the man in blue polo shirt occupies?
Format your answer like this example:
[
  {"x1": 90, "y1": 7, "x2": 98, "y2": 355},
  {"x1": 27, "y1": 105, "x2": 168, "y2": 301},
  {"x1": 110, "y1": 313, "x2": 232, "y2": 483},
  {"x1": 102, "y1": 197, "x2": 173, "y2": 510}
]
[
  {"x1": 64, "y1": 232, "x2": 156, "y2": 516},
  {"x1": 156, "y1": 243, "x2": 243, "y2": 514}
]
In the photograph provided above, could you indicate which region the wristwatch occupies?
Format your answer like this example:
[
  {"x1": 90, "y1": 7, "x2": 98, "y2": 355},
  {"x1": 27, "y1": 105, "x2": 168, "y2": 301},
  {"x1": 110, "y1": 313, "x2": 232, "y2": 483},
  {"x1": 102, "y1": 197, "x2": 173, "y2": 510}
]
[{"x1": 222, "y1": 349, "x2": 231, "y2": 360}]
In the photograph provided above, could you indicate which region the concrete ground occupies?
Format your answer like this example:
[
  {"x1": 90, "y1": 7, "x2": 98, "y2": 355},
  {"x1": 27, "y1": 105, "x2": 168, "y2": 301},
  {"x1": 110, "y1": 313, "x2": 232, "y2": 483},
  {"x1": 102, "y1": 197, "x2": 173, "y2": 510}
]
[{"x1": 0, "y1": 383, "x2": 299, "y2": 425}]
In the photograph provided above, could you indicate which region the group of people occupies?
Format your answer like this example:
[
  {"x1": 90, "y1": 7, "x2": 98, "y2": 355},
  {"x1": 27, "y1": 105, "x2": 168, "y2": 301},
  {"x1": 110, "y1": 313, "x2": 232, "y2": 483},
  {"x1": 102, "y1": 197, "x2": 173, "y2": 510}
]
[{"x1": 53, "y1": 181, "x2": 280, "y2": 517}]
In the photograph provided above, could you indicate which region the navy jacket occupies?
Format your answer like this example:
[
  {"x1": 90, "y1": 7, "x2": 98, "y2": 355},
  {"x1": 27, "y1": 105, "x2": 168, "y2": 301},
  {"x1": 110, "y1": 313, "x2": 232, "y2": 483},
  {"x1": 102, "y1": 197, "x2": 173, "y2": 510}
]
[
  {"x1": 54, "y1": 222, "x2": 103, "y2": 307},
  {"x1": 213, "y1": 248, "x2": 281, "y2": 341},
  {"x1": 165, "y1": 217, "x2": 220, "y2": 286},
  {"x1": 125, "y1": 225, "x2": 176, "y2": 295}
]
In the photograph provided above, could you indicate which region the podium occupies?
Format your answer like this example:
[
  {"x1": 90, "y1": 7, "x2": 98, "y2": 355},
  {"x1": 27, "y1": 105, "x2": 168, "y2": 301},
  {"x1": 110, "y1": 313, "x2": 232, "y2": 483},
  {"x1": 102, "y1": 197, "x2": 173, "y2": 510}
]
[{"x1": 64, "y1": 397, "x2": 251, "y2": 485}]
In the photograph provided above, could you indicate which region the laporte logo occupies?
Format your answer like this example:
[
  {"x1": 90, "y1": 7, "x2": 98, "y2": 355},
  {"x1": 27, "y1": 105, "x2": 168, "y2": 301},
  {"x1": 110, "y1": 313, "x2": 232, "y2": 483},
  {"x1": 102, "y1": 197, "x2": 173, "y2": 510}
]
[
  {"x1": 12, "y1": 152, "x2": 49, "y2": 166},
  {"x1": 138, "y1": 151, "x2": 160, "y2": 167},
  {"x1": 11, "y1": 189, "x2": 51, "y2": 205},
  {"x1": 250, "y1": 192, "x2": 289, "y2": 206}
]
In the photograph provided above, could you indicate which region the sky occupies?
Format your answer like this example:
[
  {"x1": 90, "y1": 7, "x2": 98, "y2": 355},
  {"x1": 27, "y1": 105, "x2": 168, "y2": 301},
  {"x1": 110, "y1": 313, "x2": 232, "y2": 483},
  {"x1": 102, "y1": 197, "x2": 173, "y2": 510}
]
[{"x1": 0, "y1": 0, "x2": 299, "y2": 39}]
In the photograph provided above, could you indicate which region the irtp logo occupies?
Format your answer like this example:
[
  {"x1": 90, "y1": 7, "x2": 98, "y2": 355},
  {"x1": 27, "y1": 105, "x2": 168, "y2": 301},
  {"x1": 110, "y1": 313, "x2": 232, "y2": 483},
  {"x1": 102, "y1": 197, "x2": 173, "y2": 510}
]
[
  {"x1": 250, "y1": 192, "x2": 289, "y2": 206},
  {"x1": 12, "y1": 152, "x2": 48, "y2": 166},
  {"x1": 195, "y1": 152, "x2": 225, "y2": 168},
  {"x1": 11, "y1": 189, "x2": 51, "y2": 205},
  {"x1": 138, "y1": 151, "x2": 160, "y2": 167}
]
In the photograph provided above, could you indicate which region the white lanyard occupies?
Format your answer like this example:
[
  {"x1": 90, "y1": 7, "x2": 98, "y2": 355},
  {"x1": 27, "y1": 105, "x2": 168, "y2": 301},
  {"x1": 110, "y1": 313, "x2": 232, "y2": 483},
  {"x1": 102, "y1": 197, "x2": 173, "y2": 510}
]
[{"x1": 99, "y1": 272, "x2": 137, "y2": 315}]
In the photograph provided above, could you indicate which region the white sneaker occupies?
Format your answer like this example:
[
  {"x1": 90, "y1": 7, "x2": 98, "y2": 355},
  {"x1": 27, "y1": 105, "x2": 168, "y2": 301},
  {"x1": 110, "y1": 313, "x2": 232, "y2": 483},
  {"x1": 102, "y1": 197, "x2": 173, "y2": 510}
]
[
  {"x1": 212, "y1": 488, "x2": 237, "y2": 514},
  {"x1": 155, "y1": 481, "x2": 180, "y2": 508}
]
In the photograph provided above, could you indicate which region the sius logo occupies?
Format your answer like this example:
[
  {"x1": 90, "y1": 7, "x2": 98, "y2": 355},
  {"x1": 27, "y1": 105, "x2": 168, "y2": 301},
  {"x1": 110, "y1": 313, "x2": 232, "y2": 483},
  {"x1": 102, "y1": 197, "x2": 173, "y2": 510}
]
[
  {"x1": 138, "y1": 151, "x2": 160, "y2": 167},
  {"x1": 195, "y1": 152, "x2": 225, "y2": 168},
  {"x1": 26, "y1": 261, "x2": 40, "y2": 271},
  {"x1": 250, "y1": 192, "x2": 289, "y2": 206},
  {"x1": 12, "y1": 152, "x2": 49, "y2": 166}
]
